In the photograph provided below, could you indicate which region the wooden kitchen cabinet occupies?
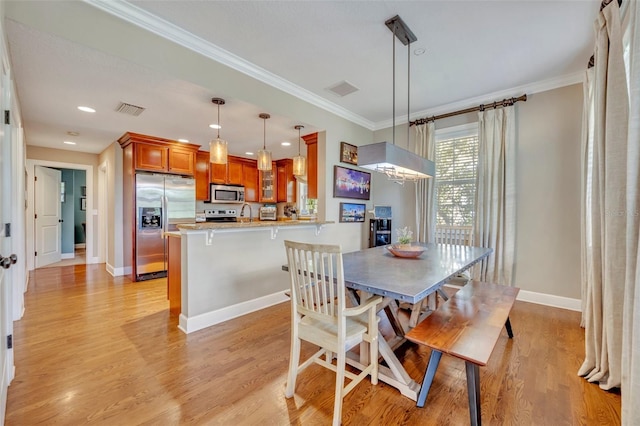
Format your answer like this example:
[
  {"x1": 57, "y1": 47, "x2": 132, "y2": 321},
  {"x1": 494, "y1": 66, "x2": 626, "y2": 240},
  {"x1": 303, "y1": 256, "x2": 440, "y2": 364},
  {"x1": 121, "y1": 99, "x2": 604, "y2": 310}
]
[
  {"x1": 135, "y1": 142, "x2": 168, "y2": 172},
  {"x1": 259, "y1": 162, "x2": 277, "y2": 203},
  {"x1": 243, "y1": 162, "x2": 258, "y2": 202},
  {"x1": 210, "y1": 156, "x2": 244, "y2": 185},
  {"x1": 195, "y1": 151, "x2": 210, "y2": 201},
  {"x1": 276, "y1": 158, "x2": 296, "y2": 203},
  {"x1": 303, "y1": 132, "x2": 318, "y2": 199},
  {"x1": 119, "y1": 132, "x2": 200, "y2": 176},
  {"x1": 168, "y1": 146, "x2": 196, "y2": 175},
  {"x1": 228, "y1": 158, "x2": 244, "y2": 185}
]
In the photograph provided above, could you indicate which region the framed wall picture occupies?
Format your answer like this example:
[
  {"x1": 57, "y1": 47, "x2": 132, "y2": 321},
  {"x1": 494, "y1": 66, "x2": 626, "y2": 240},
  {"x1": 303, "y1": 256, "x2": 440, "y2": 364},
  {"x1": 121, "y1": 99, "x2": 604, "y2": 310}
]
[
  {"x1": 340, "y1": 142, "x2": 358, "y2": 165},
  {"x1": 333, "y1": 165, "x2": 371, "y2": 200},
  {"x1": 339, "y1": 202, "x2": 366, "y2": 223},
  {"x1": 80, "y1": 198, "x2": 86, "y2": 211}
]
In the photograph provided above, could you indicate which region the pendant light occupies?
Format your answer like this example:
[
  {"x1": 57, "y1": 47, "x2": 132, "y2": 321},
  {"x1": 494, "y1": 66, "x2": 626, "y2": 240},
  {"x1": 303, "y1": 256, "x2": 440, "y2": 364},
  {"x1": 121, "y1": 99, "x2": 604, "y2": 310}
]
[
  {"x1": 257, "y1": 113, "x2": 272, "y2": 171},
  {"x1": 209, "y1": 97, "x2": 228, "y2": 164},
  {"x1": 292, "y1": 125, "x2": 306, "y2": 177},
  {"x1": 357, "y1": 15, "x2": 435, "y2": 184}
]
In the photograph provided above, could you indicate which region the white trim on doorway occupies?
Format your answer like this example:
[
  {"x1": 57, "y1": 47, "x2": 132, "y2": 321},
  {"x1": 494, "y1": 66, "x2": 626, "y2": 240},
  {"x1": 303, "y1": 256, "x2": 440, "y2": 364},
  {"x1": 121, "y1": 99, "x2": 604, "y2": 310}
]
[{"x1": 25, "y1": 159, "x2": 96, "y2": 271}]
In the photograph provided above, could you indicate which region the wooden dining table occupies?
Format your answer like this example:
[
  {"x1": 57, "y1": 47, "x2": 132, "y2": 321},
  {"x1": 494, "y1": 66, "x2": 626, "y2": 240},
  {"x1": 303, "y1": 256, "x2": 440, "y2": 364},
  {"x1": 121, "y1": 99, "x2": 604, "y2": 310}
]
[{"x1": 340, "y1": 243, "x2": 492, "y2": 401}]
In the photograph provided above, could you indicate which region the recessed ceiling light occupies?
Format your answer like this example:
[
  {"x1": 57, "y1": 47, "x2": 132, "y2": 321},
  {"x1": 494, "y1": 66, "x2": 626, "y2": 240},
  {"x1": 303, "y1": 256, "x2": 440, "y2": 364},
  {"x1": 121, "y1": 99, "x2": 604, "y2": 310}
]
[
  {"x1": 178, "y1": 139, "x2": 189, "y2": 143},
  {"x1": 281, "y1": 141, "x2": 291, "y2": 147},
  {"x1": 245, "y1": 151, "x2": 254, "y2": 156},
  {"x1": 414, "y1": 48, "x2": 426, "y2": 56},
  {"x1": 77, "y1": 106, "x2": 96, "y2": 113},
  {"x1": 209, "y1": 124, "x2": 221, "y2": 130},
  {"x1": 63, "y1": 141, "x2": 76, "y2": 145},
  {"x1": 67, "y1": 131, "x2": 80, "y2": 136}
]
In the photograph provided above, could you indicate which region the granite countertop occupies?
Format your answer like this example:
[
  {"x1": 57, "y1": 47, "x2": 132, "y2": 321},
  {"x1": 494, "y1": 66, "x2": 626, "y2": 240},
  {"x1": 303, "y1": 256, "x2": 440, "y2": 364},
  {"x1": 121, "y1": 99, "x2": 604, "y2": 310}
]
[{"x1": 177, "y1": 220, "x2": 333, "y2": 231}]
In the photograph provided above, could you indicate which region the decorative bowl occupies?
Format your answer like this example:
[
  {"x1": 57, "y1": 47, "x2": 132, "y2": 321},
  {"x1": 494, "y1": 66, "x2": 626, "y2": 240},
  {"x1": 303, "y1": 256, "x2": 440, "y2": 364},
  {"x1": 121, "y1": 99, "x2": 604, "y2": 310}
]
[{"x1": 386, "y1": 244, "x2": 425, "y2": 258}]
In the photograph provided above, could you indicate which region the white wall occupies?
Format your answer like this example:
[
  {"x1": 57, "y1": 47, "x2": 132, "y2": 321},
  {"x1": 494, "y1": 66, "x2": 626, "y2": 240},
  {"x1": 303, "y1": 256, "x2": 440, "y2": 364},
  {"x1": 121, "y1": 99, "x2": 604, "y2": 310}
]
[
  {"x1": 98, "y1": 142, "x2": 124, "y2": 275},
  {"x1": 372, "y1": 84, "x2": 583, "y2": 302}
]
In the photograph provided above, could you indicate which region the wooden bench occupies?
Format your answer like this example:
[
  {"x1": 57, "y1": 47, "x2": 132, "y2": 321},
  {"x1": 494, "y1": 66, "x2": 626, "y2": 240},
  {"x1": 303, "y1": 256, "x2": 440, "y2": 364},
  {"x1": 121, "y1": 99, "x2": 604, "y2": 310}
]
[{"x1": 405, "y1": 281, "x2": 519, "y2": 426}]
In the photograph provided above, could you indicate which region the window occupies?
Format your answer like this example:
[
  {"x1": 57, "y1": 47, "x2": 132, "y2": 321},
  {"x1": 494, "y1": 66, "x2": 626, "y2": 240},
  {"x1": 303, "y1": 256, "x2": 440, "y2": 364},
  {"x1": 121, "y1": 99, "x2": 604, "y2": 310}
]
[{"x1": 435, "y1": 124, "x2": 478, "y2": 227}]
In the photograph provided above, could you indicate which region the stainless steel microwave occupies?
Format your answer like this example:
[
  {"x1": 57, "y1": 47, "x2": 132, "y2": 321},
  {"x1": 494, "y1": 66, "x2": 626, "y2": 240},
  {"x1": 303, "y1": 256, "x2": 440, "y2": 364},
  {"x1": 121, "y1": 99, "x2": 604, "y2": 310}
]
[{"x1": 209, "y1": 184, "x2": 245, "y2": 203}]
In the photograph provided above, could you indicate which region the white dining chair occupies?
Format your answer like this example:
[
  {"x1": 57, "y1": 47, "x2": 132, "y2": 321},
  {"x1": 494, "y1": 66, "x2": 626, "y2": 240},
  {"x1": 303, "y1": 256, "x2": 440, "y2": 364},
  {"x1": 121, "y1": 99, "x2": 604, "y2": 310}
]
[{"x1": 284, "y1": 240, "x2": 382, "y2": 426}]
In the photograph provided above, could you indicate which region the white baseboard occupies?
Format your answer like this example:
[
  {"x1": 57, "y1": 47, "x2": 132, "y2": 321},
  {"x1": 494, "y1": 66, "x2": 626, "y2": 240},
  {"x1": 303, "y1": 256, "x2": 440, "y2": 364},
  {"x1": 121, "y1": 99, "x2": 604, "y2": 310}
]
[
  {"x1": 74, "y1": 243, "x2": 86, "y2": 249},
  {"x1": 178, "y1": 291, "x2": 289, "y2": 334},
  {"x1": 516, "y1": 289, "x2": 581, "y2": 311},
  {"x1": 61, "y1": 253, "x2": 75, "y2": 259},
  {"x1": 444, "y1": 282, "x2": 581, "y2": 311},
  {"x1": 106, "y1": 264, "x2": 130, "y2": 277},
  {"x1": 87, "y1": 257, "x2": 100, "y2": 265}
]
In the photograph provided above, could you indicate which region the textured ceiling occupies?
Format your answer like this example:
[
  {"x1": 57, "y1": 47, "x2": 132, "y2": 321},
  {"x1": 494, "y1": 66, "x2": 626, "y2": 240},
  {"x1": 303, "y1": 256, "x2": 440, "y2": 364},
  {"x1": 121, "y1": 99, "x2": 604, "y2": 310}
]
[{"x1": 5, "y1": 0, "x2": 598, "y2": 155}]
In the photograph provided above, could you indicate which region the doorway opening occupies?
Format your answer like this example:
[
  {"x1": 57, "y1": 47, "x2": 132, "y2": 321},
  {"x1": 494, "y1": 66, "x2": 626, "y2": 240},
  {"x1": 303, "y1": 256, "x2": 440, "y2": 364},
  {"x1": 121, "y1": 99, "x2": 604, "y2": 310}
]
[{"x1": 25, "y1": 159, "x2": 95, "y2": 271}]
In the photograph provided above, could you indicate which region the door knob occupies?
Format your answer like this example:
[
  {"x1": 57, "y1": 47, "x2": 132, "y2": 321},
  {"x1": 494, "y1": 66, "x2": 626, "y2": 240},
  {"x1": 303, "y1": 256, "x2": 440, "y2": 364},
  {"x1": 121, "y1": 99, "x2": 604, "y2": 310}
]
[
  {"x1": 0, "y1": 257, "x2": 10, "y2": 269},
  {"x1": 59, "y1": 219, "x2": 63, "y2": 223},
  {"x1": 0, "y1": 254, "x2": 17, "y2": 269}
]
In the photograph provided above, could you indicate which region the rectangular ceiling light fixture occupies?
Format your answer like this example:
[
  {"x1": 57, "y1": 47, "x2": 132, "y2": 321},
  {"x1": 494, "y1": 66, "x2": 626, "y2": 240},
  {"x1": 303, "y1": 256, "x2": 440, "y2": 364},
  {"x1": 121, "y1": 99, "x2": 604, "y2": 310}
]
[{"x1": 357, "y1": 15, "x2": 435, "y2": 184}]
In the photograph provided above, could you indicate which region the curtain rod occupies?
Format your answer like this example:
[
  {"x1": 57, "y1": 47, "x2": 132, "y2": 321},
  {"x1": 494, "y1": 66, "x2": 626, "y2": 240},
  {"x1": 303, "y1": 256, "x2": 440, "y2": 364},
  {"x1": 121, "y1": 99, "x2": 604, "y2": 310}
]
[
  {"x1": 587, "y1": 0, "x2": 623, "y2": 68},
  {"x1": 410, "y1": 94, "x2": 527, "y2": 126}
]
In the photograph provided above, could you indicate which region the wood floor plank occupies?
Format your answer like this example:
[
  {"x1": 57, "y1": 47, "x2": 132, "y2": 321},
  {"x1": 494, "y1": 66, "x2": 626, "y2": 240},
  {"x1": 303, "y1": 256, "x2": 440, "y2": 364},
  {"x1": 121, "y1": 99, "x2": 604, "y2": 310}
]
[{"x1": 6, "y1": 265, "x2": 621, "y2": 425}]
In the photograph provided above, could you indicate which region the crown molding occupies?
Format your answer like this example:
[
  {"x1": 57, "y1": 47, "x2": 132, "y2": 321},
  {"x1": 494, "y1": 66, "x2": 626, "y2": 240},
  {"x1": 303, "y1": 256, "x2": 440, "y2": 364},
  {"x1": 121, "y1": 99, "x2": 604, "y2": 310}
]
[
  {"x1": 373, "y1": 70, "x2": 585, "y2": 131},
  {"x1": 83, "y1": 0, "x2": 376, "y2": 130}
]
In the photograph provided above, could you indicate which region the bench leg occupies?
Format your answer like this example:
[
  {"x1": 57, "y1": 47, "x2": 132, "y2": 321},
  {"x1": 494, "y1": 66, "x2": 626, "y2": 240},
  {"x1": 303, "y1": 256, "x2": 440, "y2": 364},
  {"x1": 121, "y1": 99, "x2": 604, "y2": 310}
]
[
  {"x1": 505, "y1": 316, "x2": 513, "y2": 338},
  {"x1": 465, "y1": 362, "x2": 481, "y2": 426},
  {"x1": 416, "y1": 350, "x2": 442, "y2": 408}
]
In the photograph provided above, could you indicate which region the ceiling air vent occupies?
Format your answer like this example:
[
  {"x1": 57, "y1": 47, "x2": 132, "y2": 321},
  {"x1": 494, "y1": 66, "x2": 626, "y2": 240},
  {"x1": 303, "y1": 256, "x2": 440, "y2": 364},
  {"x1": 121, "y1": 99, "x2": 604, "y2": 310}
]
[
  {"x1": 115, "y1": 102, "x2": 146, "y2": 116},
  {"x1": 326, "y1": 80, "x2": 359, "y2": 97}
]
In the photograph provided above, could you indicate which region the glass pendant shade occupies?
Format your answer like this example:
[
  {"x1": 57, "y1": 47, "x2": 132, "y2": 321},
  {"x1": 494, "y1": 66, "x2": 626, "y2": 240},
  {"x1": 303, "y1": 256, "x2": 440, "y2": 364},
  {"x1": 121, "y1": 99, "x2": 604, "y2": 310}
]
[
  {"x1": 257, "y1": 149, "x2": 272, "y2": 171},
  {"x1": 293, "y1": 124, "x2": 306, "y2": 177},
  {"x1": 292, "y1": 155, "x2": 306, "y2": 177},
  {"x1": 257, "y1": 113, "x2": 272, "y2": 171},
  {"x1": 209, "y1": 138, "x2": 228, "y2": 164},
  {"x1": 210, "y1": 97, "x2": 228, "y2": 165}
]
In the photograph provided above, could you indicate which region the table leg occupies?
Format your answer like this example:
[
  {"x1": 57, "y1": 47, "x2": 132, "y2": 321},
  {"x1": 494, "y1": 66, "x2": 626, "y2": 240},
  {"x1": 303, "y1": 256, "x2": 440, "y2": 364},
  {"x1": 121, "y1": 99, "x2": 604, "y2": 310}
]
[
  {"x1": 465, "y1": 361, "x2": 481, "y2": 426},
  {"x1": 436, "y1": 287, "x2": 449, "y2": 301},
  {"x1": 416, "y1": 349, "x2": 442, "y2": 407},
  {"x1": 376, "y1": 336, "x2": 420, "y2": 400},
  {"x1": 383, "y1": 298, "x2": 405, "y2": 338}
]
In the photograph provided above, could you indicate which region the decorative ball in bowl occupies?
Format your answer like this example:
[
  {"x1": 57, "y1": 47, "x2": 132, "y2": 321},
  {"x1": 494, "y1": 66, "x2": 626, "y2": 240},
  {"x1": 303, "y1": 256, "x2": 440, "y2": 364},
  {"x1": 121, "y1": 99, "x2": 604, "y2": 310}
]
[{"x1": 386, "y1": 244, "x2": 425, "y2": 258}]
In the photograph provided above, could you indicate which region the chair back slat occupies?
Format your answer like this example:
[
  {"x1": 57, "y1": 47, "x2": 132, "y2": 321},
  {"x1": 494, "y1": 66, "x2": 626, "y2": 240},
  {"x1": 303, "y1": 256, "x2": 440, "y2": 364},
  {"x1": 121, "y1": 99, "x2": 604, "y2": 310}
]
[{"x1": 285, "y1": 240, "x2": 344, "y2": 320}]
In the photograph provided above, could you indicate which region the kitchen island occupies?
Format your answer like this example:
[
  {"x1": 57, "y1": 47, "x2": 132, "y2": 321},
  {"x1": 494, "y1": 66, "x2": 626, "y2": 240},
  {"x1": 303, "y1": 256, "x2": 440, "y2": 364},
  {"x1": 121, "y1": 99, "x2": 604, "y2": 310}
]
[{"x1": 173, "y1": 220, "x2": 335, "y2": 334}]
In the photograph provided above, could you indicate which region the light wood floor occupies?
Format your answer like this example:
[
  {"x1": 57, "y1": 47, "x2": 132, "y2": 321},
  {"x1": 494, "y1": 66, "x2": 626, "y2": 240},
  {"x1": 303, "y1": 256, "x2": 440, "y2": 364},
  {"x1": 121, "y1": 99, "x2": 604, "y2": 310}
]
[
  {"x1": 38, "y1": 248, "x2": 86, "y2": 268},
  {"x1": 6, "y1": 265, "x2": 621, "y2": 425}
]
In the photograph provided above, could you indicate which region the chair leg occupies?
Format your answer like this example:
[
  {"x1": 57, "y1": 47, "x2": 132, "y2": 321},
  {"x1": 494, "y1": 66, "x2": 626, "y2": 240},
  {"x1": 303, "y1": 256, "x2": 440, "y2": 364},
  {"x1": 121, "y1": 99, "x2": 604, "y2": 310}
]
[
  {"x1": 285, "y1": 336, "x2": 300, "y2": 398},
  {"x1": 333, "y1": 350, "x2": 346, "y2": 426},
  {"x1": 369, "y1": 329, "x2": 379, "y2": 385}
]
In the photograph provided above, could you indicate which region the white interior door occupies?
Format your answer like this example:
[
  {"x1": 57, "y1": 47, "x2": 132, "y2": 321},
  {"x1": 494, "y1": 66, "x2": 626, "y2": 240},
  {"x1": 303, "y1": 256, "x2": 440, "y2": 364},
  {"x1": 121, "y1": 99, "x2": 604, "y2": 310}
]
[
  {"x1": 35, "y1": 166, "x2": 61, "y2": 267},
  {"x1": 0, "y1": 47, "x2": 15, "y2": 423}
]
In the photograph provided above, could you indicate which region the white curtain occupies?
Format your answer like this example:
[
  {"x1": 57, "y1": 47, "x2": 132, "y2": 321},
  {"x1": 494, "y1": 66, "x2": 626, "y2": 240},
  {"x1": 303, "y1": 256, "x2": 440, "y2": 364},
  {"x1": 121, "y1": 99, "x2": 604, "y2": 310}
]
[
  {"x1": 414, "y1": 122, "x2": 436, "y2": 243},
  {"x1": 579, "y1": 0, "x2": 630, "y2": 393},
  {"x1": 472, "y1": 106, "x2": 516, "y2": 286},
  {"x1": 621, "y1": 0, "x2": 640, "y2": 423}
]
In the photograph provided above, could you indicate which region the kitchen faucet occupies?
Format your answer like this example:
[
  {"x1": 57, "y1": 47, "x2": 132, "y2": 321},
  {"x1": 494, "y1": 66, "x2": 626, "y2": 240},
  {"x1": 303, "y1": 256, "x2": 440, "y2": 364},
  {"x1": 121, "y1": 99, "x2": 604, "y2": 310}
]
[{"x1": 240, "y1": 203, "x2": 252, "y2": 222}]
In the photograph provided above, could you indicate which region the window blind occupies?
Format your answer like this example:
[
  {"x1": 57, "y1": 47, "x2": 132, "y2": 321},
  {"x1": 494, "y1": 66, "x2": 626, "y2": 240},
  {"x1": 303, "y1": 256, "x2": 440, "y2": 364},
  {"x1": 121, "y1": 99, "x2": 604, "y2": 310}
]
[{"x1": 435, "y1": 134, "x2": 478, "y2": 226}]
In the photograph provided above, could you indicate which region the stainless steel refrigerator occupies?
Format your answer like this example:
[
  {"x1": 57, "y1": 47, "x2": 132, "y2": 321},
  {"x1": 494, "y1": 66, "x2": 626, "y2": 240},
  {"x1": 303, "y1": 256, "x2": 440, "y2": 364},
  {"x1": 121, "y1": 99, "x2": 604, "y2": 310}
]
[{"x1": 136, "y1": 173, "x2": 195, "y2": 281}]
